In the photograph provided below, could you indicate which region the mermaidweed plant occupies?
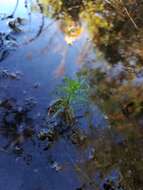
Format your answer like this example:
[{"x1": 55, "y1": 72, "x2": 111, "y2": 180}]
[{"x1": 48, "y1": 76, "x2": 89, "y2": 126}]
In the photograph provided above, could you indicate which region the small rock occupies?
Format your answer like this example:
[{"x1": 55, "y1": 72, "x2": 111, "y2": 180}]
[{"x1": 51, "y1": 161, "x2": 62, "y2": 172}]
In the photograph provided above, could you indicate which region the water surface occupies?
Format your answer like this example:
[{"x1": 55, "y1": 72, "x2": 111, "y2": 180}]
[{"x1": 0, "y1": 1, "x2": 143, "y2": 190}]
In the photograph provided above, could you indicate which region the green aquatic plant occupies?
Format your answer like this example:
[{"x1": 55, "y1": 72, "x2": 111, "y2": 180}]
[
  {"x1": 59, "y1": 77, "x2": 88, "y2": 103},
  {"x1": 48, "y1": 77, "x2": 89, "y2": 126}
]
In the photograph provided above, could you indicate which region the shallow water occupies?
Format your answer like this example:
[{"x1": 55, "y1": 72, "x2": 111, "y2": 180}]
[{"x1": 0, "y1": 1, "x2": 143, "y2": 190}]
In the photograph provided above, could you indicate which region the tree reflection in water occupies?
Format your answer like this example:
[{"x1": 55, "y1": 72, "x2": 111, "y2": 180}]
[{"x1": 41, "y1": 0, "x2": 143, "y2": 189}]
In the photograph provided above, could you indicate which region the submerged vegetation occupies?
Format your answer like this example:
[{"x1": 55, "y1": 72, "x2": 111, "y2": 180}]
[{"x1": 48, "y1": 77, "x2": 88, "y2": 123}]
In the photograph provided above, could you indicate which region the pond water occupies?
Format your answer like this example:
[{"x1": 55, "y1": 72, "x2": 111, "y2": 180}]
[{"x1": 0, "y1": 0, "x2": 143, "y2": 190}]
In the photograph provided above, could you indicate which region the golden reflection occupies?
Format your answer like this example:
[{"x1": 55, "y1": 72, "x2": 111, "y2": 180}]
[{"x1": 59, "y1": 17, "x2": 83, "y2": 45}]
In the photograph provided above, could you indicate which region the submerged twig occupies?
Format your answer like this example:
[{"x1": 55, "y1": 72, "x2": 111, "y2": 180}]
[
  {"x1": 63, "y1": 139, "x2": 98, "y2": 190},
  {"x1": 124, "y1": 7, "x2": 138, "y2": 30},
  {"x1": 2, "y1": 0, "x2": 19, "y2": 19},
  {"x1": 23, "y1": 0, "x2": 45, "y2": 44},
  {"x1": 104, "y1": 0, "x2": 138, "y2": 30}
]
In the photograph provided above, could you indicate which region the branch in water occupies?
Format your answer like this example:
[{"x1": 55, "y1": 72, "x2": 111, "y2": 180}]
[
  {"x1": 2, "y1": 0, "x2": 19, "y2": 20},
  {"x1": 24, "y1": 1, "x2": 45, "y2": 44}
]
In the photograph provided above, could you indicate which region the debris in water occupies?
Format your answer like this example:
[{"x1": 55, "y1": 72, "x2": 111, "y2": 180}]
[{"x1": 51, "y1": 161, "x2": 63, "y2": 172}]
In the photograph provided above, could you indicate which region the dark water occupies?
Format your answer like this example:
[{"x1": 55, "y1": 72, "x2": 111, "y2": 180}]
[{"x1": 0, "y1": 0, "x2": 143, "y2": 190}]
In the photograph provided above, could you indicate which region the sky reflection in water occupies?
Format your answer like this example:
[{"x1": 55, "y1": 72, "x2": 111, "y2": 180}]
[{"x1": 0, "y1": 0, "x2": 143, "y2": 190}]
